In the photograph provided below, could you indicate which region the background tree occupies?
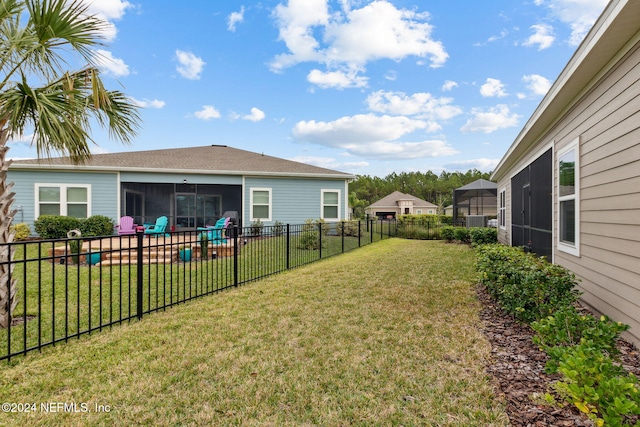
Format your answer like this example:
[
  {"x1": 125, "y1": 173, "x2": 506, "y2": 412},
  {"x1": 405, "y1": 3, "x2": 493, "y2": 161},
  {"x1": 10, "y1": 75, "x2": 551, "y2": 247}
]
[
  {"x1": 349, "y1": 169, "x2": 492, "y2": 214},
  {"x1": 0, "y1": 0, "x2": 141, "y2": 327}
]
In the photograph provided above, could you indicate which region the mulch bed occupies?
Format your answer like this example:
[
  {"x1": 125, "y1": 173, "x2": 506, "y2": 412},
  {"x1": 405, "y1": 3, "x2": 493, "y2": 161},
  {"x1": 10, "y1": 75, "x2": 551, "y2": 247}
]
[{"x1": 477, "y1": 284, "x2": 640, "y2": 427}]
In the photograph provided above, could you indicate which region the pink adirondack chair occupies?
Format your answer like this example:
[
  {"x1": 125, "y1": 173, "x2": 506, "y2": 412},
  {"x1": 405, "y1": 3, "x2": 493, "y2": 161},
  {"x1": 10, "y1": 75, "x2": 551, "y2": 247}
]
[{"x1": 116, "y1": 216, "x2": 136, "y2": 235}]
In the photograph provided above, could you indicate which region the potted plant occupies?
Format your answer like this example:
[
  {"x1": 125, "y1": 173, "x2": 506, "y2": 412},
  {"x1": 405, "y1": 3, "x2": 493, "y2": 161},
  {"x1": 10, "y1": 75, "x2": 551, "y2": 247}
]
[
  {"x1": 67, "y1": 229, "x2": 83, "y2": 264},
  {"x1": 85, "y1": 248, "x2": 101, "y2": 265},
  {"x1": 178, "y1": 245, "x2": 192, "y2": 262}
]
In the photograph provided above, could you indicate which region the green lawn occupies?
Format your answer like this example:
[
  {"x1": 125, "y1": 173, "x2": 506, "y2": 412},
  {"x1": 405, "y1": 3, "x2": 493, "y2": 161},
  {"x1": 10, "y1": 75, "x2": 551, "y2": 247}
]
[
  {"x1": 1, "y1": 231, "x2": 380, "y2": 358},
  {"x1": 0, "y1": 239, "x2": 508, "y2": 426}
]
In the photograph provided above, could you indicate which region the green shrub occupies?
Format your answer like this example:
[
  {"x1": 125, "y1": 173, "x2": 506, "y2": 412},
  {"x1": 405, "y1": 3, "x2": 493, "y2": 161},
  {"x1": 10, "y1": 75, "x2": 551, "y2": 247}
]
[
  {"x1": 549, "y1": 343, "x2": 640, "y2": 426},
  {"x1": 10, "y1": 223, "x2": 31, "y2": 240},
  {"x1": 453, "y1": 227, "x2": 470, "y2": 243},
  {"x1": 397, "y1": 225, "x2": 438, "y2": 240},
  {"x1": 441, "y1": 226, "x2": 455, "y2": 242},
  {"x1": 475, "y1": 244, "x2": 580, "y2": 323},
  {"x1": 439, "y1": 215, "x2": 454, "y2": 225},
  {"x1": 532, "y1": 306, "x2": 630, "y2": 373},
  {"x1": 250, "y1": 219, "x2": 264, "y2": 236},
  {"x1": 336, "y1": 220, "x2": 360, "y2": 237},
  {"x1": 298, "y1": 219, "x2": 326, "y2": 250},
  {"x1": 79, "y1": 215, "x2": 114, "y2": 237},
  {"x1": 273, "y1": 221, "x2": 284, "y2": 236},
  {"x1": 469, "y1": 227, "x2": 497, "y2": 246},
  {"x1": 34, "y1": 215, "x2": 82, "y2": 239},
  {"x1": 199, "y1": 232, "x2": 209, "y2": 260}
]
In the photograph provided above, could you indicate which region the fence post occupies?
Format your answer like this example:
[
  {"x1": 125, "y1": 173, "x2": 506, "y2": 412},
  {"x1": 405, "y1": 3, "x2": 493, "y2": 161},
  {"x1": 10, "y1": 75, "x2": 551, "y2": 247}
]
[
  {"x1": 318, "y1": 222, "x2": 322, "y2": 260},
  {"x1": 136, "y1": 230, "x2": 144, "y2": 320},
  {"x1": 358, "y1": 220, "x2": 361, "y2": 247},
  {"x1": 233, "y1": 226, "x2": 239, "y2": 287},
  {"x1": 286, "y1": 224, "x2": 290, "y2": 270},
  {"x1": 370, "y1": 219, "x2": 373, "y2": 244},
  {"x1": 341, "y1": 221, "x2": 345, "y2": 253}
]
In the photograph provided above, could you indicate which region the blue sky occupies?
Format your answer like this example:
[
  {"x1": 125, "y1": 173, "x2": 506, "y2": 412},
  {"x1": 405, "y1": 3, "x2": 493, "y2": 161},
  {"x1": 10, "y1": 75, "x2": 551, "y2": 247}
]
[{"x1": 9, "y1": 0, "x2": 609, "y2": 177}]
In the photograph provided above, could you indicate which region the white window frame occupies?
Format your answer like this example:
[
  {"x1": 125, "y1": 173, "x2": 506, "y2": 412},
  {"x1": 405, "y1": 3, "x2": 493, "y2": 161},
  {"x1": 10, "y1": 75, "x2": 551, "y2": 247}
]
[
  {"x1": 35, "y1": 183, "x2": 91, "y2": 218},
  {"x1": 321, "y1": 189, "x2": 341, "y2": 221},
  {"x1": 499, "y1": 188, "x2": 506, "y2": 230},
  {"x1": 250, "y1": 188, "x2": 271, "y2": 222},
  {"x1": 556, "y1": 139, "x2": 580, "y2": 257}
]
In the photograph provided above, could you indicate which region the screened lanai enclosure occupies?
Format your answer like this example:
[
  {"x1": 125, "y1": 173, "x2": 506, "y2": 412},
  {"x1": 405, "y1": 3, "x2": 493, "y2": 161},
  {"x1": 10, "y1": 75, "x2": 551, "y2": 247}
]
[
  {"x1": 121, "y1": 182, "x2": 242, "y2": 230},
  {"x1": 452, "y1": 179, "x2": 498, "y2": 227}
]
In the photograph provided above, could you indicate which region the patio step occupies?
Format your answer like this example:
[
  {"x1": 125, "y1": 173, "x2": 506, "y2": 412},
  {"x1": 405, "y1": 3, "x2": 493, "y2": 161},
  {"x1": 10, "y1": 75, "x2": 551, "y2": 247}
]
[{"x1": 48, "y1": 240, "x2": 236, "y2": 266}]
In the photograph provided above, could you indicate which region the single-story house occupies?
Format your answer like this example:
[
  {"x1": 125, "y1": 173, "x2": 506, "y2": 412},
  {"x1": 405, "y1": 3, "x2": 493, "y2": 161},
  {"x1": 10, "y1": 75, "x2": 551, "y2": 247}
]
[
  {"x1": 365, "y1": 191, "x2": 437, "y2": 219},
  {"x1": 491, "y1": 0, "x2": 640, "y2": 344},
  {"x1": 8, "y1": 145, "x2": 355, "y2": 233}
]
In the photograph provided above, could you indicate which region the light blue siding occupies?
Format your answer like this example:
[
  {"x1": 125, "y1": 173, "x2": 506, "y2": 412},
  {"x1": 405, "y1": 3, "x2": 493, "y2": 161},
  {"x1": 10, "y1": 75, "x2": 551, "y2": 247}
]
[
  {"x1": 7, "y1": 170, "x2": 118, "y2": 232},
  {"x1": 243, "y1": 177, "x2": 347, "y2": 226}
]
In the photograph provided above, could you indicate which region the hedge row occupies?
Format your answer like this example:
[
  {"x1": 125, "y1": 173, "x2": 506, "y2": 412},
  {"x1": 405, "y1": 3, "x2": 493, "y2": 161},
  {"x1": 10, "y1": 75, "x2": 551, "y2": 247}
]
[
  {"x1": 441, "y1": 226, "x2": 497, "y2": 245},
  {"x1": 34, "y1": 215, "x2": 115, "y2": 239},
  {"x1": 475, "y1": 244, "x2": 639, "y2": 425}
]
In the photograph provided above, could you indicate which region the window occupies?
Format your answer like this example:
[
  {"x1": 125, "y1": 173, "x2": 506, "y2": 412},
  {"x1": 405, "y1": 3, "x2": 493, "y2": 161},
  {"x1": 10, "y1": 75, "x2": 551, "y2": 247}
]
[
  {"x1": 499, "y1": 189, "x2": 506, "y2": 229},
  {"x1": 557, "y1": 140, "x2": 579, "y2": 256},
  {"x1": 250, "y1": 188, "x2": 271, "y2": 221},
  {"x1": 321, "y1": 190, "x2": 340, "y2": 220},
  {"x1": 36, "y1": 184, "x2": 90, "y2": 218}
]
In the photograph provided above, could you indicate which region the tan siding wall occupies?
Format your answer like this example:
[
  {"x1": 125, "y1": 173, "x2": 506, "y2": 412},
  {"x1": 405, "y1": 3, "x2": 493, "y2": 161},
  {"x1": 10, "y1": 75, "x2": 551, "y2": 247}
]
[{"x1": 551, "y1": 42, "x2": 640, "y2": 343}]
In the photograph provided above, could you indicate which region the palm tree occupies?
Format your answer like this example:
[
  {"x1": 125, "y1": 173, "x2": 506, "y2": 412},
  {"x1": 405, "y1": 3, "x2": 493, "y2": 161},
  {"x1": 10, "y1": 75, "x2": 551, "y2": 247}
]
[{"x1": 0, "y1": 0, "x2": 141, "y2": 327}]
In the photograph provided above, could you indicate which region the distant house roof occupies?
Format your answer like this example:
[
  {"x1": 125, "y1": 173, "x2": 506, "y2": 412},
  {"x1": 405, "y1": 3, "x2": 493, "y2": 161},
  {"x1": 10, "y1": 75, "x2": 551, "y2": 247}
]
[
  {"x1": 367, "y1": 191, "x2": 437, "y2": 209},
  {"x1": 10, "y1": 145, "x2": 355, "y2": 179},
  {"x1": 456, "y1": 179, "x2": 497, "y2": 191}
]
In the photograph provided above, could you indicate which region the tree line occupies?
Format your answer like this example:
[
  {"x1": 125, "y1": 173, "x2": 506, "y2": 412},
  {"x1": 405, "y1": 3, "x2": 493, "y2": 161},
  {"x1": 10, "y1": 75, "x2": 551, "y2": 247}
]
[{"x1": 349, "y1": 169, "x2": 493, "y2": 218}]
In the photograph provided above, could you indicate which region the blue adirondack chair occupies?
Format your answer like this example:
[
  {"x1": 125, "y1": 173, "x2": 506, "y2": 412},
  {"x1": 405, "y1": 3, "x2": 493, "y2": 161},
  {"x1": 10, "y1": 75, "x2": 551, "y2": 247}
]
[
  {"x1": 144, "y1": 216, "x2": 169, "y2": 237},
  {"x1": 198, "y1": 217, "x2": 229, "y2": 242}
]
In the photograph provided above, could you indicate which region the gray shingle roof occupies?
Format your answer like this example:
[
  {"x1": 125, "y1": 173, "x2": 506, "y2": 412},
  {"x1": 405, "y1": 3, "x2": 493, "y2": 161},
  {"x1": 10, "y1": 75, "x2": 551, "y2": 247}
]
[
  {"x1": 10, "y1": 145, "x2": 354, "y2": 178},
  {"x1": 368, "y1": 191, "x2": 437, "y2": 208}
]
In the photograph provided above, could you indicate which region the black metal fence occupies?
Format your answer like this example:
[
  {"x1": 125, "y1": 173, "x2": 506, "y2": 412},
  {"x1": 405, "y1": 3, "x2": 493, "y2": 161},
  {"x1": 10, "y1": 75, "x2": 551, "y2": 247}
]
[{"x1": 0, "y1": 219, "x2": 404, "y2": 362}]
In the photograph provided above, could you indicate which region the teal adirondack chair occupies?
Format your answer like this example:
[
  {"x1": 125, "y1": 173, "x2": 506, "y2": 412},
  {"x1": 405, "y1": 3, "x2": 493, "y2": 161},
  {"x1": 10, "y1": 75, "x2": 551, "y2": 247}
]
[
  {"x1": 144, "y1": 216, "x2": 169, "y2": 237},
  {"x1": 198, "y1": 217, "x2": 229, "y2": 242}
]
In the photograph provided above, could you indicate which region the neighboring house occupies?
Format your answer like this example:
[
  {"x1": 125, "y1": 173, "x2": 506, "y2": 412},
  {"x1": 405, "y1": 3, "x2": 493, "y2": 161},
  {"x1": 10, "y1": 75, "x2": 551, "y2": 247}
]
[
  {"x1": 365, "y1": 191, "x2": 437, "y2": 219},
  {"x1": 8, "y1": 145, "x2": 354, "y2": 232},
  {"x1": 443, "y1": 205, "x2": 453, "y2": 216},
  {"x1": 491, "y1": 0, "x2": 640, "y2": 344}
]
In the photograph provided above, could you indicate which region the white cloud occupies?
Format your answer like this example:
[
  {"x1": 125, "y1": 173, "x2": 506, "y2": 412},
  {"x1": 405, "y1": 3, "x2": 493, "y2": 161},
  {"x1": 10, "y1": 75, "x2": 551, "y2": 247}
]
[
  {"x1": 93, "y1": 49, "x2": 129, "y2": 77},
  {"x1": 194, "y1": 105, "x2": 221, "y2": 120},
  {"x1": 242, "y1": 107, "x2": 266, "y2": 122},
  {"x1": 523, "y1": 23, "x2": 555, "y2": 50},
  {"x1": 175, "y1": 50, "x2": 205, "y2": 80},
  {"x1": 480, "y1": 78, "x2": 507, "y2": 98},
  {"x1": 307, "y1": 68, "x2": 368, "y2": 89},
  {"x1": 522, "y1": 74, "x2": 551, "y2": 96},
  {"x1": 85, "y1": 0, "x2": 132, "y2": 19},
  {"x1": 537, "y1": 0, "x2": 608, "y2": 45},
  {"x1": 270, "y1": 0, "x2": 447, "y2": 87},
  {"x1": 292, "y1": 113, "x2": 457, "y2": 159},
  {"x1": 131, "y1": 98, "x2": 165, "y2": 109},
  {"x1": 83, "y1": 0, "x2": 133, "y2": 41},
  {"x1": 366, "y1": 90, "x2": 462, "y2": 121},
  {"x1": 461, "y1": 104, "x2": 521, "y2": 133},
  {"x1": 441, "y1": 80, "x2": 458, "y2": 91},
  {"x1": 227, "y1": 6, "x2": 245, "y2": 31},
  {"x1": 443, "y1": 158, "x2": 500, "y2": 172}
]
